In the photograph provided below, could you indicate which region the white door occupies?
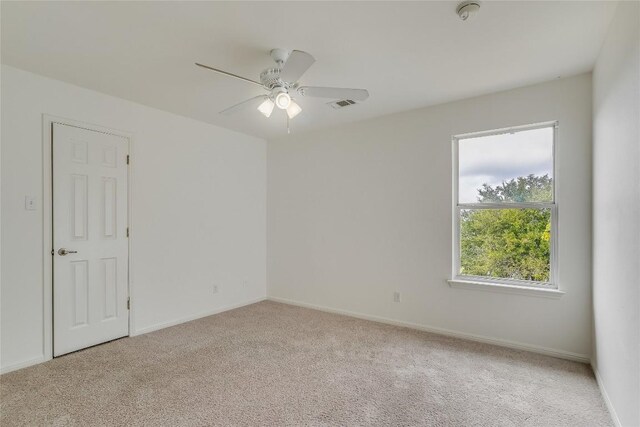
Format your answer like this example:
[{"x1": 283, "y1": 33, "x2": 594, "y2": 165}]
[{"x1": 53, "y1": 123, "x2": 129, "y2": 356}]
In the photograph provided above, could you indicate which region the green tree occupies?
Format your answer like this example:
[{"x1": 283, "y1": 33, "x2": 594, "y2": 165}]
[
  {"x1": 460, "y1": 175, "x2": 552, "y2": 282},
  {"x1": 476, "y1": 174, "x2": 553, "y2": 203}
]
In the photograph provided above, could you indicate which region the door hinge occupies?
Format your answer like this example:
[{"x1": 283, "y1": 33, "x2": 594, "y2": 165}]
[
  {"x1": 51, "y1": 249, "x2": 54, "y2": 256},
  {"x1": 127, "y1": 298, "x2": 130, "y2": 310},
  {"x1": 126, "y1": 227, "x2": 129, "y2": 238},
  {"x1": 126, "y1": 155, "x2": 130, "y2": 165}
]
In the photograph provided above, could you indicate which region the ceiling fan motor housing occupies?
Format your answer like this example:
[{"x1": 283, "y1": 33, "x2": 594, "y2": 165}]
[{"x1": 260, "y1": 68, "x2": 284, "y2": 89}]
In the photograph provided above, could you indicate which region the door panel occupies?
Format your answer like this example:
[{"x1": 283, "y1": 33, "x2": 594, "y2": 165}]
[{"x1": 53, "y1": 123, "x2": 129, "y2": 356}]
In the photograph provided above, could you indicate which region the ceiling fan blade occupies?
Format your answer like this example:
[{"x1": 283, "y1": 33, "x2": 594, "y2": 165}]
[
  {"x1": 196, "y1": 63, "x2": 263, "y2": 88},
  {"x1": 297, "y1": 86, "x2": 369, "y2": 101},
  {"x1": 219, "y1": 95, "x2": 268, "y2": 115},
  {"x1": 279, "y1": 50, "x2": 315, "y2": 83}
]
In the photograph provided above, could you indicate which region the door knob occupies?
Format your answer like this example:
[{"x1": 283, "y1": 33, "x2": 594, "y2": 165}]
[{"x1": 58, "y1": 248, "x2": 78, "y2": 256}]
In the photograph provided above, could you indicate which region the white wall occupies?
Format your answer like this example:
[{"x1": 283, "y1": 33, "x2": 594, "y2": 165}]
[
  {"x1": 268, "y1": 74, "x2": 593, "y2": 360},
  {"x1": 1, "y1": 65, "x2": 267, "y2": 373},
  {"x1": 592, "y1": 2, "x2": 640, "y2": 426}
]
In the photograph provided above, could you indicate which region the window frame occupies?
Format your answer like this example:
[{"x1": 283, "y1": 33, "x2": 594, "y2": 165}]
[{"x1": 451, "y1": 121, "x2": 559, "y2": 289}]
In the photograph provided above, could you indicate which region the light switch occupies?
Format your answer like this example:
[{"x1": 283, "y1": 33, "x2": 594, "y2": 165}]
[{"x1": 25, "y1": 196, "x2": 36, "y2": 211}]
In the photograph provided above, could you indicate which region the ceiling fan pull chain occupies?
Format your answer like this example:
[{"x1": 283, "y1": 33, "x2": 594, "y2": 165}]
[{"x1": 287, "y1": 114, "x2": 291, "y2": 134}]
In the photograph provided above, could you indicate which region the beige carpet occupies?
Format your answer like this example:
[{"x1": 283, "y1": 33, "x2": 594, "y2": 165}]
[{"x1": 1, "y1": 301, "x2": 611, "y2": 426}]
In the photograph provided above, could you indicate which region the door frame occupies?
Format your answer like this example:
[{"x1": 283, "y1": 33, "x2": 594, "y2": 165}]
[{"x1": 42, "y1": 114, "x2": 135, "y2": 360}]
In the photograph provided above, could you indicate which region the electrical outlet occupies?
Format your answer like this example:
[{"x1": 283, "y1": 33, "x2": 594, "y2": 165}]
[
  {"x1": 393, "y1": 291, "x2": 401, "y2": 303},
  {"x1": 213, "y1": 284, "x2": 219, "y2": 294}
]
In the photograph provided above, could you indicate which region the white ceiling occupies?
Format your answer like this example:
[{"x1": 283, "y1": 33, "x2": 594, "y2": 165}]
[{"x1": 1, "y1": 1, "x2": 616, "y2": 139}]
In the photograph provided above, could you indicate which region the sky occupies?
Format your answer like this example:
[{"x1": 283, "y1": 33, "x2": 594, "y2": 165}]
[{"x1": 458, "y1": 127, "x2": 553, "y2": 203}]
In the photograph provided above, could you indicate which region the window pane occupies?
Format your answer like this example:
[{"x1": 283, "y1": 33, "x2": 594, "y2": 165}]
[
  {"x1": 458, "y1": 127, "x2": 553, "y2": 204},
  {"x1": 460, "y1": 208, "x2": 551, "y2": 282}
]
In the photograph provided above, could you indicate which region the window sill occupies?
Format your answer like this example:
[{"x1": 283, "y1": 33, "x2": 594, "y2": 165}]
[{"x1": 447, "y1": 279, "x2": 565, "y2": 299}]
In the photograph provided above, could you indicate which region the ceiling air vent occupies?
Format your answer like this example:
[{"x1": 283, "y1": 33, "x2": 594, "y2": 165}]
[{"x1": 328, "y1": 99, "x2": 357, "y2": 109}]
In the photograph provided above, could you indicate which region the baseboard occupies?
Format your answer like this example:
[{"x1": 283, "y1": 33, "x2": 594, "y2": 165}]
[
  {"x1": 267, "y1": 296, "x2": 591, "y2": 363},
  {"x1": 132, "y1": 296, "x2": 267, "y2": 336},
  {"x1": 591, "y1": 363, "x2": 623, "y2": 427},
  {"x1": 1, "y1": 355, "x2": 48, "y2": 375},
  {"x1": 1, "y1": 297, "x2": 266, "y2": 375}
]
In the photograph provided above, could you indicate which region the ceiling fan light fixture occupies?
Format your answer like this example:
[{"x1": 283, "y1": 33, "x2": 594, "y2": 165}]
[
  {"x1": 275, "y1": 92, "x2": 291, "y2": 109},
  {"x1": 257, "y1": 98, "x2": 275, "y2": 117},
  {"x1": 286, "y1": 100, "x2": 302, "y2": 119}
]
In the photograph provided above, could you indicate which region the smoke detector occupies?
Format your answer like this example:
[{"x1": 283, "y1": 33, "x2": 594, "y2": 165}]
[{"x1": 457, "y1": 1, "x2": 480, "y2": 21}]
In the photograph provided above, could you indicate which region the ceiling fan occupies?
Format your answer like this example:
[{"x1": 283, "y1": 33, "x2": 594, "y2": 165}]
[{"x1": 196, "y1": 48, "x2": 369, "y2": 127}]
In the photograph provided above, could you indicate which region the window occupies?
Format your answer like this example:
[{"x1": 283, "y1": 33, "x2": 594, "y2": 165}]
[{"x1": 452, "y1": 122, "x2": 557, "y2": 288}]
